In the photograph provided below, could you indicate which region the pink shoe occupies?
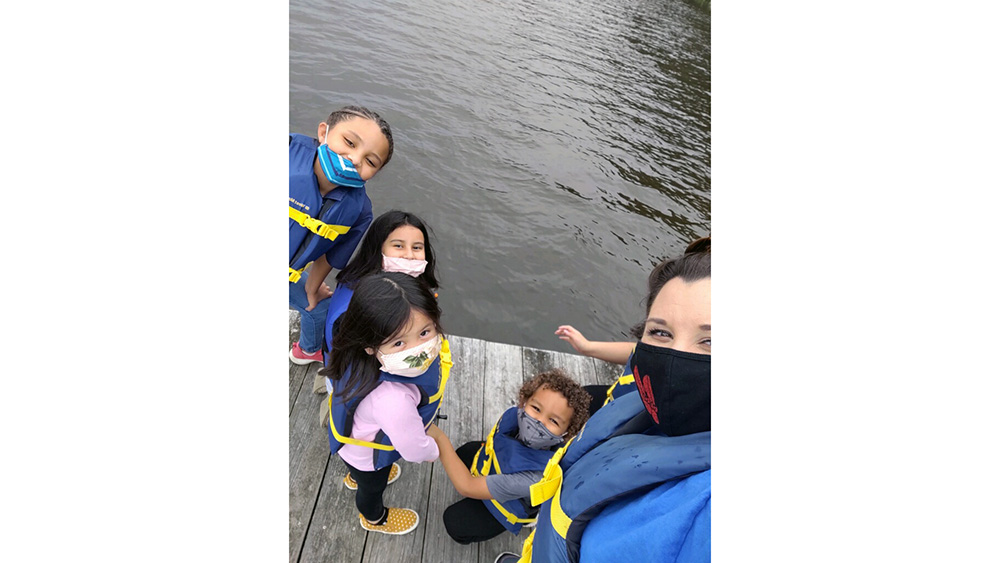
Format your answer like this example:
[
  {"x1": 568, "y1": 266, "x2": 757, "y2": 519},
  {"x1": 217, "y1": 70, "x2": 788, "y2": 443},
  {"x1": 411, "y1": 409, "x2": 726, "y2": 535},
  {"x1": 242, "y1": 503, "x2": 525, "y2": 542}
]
[{"x1": 289, "y1": 341, "x2": 324, "y2": 365}]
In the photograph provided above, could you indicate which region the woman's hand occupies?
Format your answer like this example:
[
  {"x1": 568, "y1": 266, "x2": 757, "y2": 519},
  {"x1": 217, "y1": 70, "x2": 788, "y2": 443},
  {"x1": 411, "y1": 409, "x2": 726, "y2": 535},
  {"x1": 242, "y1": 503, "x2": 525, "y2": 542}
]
[{"x1": 556, "y1": 325, "x2": 592, "y2": 355}]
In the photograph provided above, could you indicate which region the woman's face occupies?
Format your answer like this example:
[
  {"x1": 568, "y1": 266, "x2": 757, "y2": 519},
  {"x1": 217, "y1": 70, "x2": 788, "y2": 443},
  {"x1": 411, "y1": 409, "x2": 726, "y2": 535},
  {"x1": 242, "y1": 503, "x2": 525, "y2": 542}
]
[{"x1": 639, "y1": 277, "x2": 711, "y2": 354}]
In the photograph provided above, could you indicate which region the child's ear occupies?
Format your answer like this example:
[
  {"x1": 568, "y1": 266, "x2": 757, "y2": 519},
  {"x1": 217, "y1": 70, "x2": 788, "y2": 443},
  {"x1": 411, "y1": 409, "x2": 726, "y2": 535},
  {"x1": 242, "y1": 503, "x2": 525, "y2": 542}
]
[
  {"x1": 317, "y1": 121, "x2": 329, "y2": 142},
  {"x1": 365, "y1": 347, "x2": 375, "y2": 356}
]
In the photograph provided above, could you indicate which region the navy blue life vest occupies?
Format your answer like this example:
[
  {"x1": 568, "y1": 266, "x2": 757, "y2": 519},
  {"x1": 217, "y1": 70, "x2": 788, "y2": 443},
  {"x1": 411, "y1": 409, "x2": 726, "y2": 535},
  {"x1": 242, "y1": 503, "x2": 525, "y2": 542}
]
[
  {"x1": 326, "y1": 338, "x2": 453, "y2": 470},
  {"x1": 471, "y1": 406, "x2": 558, "y2": 534},
  {"x1": 322, "y1": 283, "x2": 355, "y2": 360},
  {"x1": 288, "y1": 134, "x2": 370, "y2": 282},
  {"x1": 523, "y1": 391, "x2": 711, "y2": 563}
]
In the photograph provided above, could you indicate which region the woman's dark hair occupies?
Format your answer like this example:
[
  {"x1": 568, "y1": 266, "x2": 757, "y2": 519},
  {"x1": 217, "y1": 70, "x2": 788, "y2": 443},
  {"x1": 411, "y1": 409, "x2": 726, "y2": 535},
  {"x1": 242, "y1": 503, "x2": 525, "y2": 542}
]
[
  {"x1": 326, "y1": 105, "x2": 394, "y2": 167},
  {"x1": 517, "y1": 369, "x2": 592, "y2": 438},
  {"x1": 630, "y1": 236, "x2": 711, "y2": 339},
  {"x1": 318, "y1": 272, "x2": 443, "y2": 403},
  {"x1": 335, "y1": 210, "x2": 439, "y2": 289}
]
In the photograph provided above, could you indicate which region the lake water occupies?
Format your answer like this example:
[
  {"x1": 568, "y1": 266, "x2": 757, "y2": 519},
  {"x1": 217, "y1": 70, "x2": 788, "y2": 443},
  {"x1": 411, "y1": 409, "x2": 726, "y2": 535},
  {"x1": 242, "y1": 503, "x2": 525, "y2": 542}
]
[{"x1": 290, "y1": 0, "x2": 710, "y2": 350}]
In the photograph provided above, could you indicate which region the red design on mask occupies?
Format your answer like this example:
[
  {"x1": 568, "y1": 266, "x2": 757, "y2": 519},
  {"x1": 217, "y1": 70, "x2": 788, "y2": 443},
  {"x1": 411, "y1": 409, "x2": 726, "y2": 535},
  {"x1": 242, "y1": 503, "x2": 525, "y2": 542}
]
[{"x1": 634, "y1": 365, "x2": 658, "y2": 423}]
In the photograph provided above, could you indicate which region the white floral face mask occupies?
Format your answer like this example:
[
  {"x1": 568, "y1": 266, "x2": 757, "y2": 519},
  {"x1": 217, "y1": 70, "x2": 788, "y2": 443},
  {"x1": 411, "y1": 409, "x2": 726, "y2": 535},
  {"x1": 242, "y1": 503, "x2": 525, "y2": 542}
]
[{"x1": 376, "y1": 334, "x2": 441, "y2": 377}]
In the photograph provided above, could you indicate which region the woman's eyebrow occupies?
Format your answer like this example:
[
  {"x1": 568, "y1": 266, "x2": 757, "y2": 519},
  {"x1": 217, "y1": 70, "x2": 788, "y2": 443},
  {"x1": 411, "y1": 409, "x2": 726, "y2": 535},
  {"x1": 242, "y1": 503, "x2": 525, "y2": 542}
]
[{"x1": 700, "y1": 324, "x2": 711, "y2": 331}]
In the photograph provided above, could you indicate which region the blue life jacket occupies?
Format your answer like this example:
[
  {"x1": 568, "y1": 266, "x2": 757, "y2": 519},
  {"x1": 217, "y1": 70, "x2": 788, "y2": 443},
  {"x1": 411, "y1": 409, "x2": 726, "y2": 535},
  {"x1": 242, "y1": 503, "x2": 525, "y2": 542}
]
[
  {"x1": 470, "y1": 406, "x2": 558, "y2": 534},
  {"x1": 288, "y1": 133, "x2": 372, "y2": 282},
  {"x1": 522, "y1": 392, "x2": 711, "y2": 563},
  {"x1": 602, "y1": 346, "x2": 638, "y2": 404},
  {"x1": 326, "y1": 338, "x2": 453, "y2": 470},
  {"x1": 322, "y1": 283, "x2": 355, "y2": 360}
]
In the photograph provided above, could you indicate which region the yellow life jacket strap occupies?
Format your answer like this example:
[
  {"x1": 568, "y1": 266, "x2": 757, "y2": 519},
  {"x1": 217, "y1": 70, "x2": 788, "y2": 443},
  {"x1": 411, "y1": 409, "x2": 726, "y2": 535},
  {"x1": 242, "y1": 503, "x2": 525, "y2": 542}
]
[
  {"x1": 489, "y1": 498, "x2": 536, "y2": 524},
  {"x1": 517, "y1": 529, "x2": 536, "y2": 562},
  {"x1": 327, "y1": 393, "x2": 395, "y2": 451},
  {"x1": 471, "y1": 415, "x2": 501, "y2": 478},
  {"x1": 427, "y1": 339, "x2": 452, "y2": 404},
  {"x1": 288, "y1": 206, "x2": 351, "y2": 241},
  {"x1": 289, "y1": 265, "x2": 308, "y2": 283},
  {"x1": 528, "y1": 434, "x2": 576, "y2": 507},
  {"x1": 549, "y1": 473, "x2": 572, "y2": 538}
]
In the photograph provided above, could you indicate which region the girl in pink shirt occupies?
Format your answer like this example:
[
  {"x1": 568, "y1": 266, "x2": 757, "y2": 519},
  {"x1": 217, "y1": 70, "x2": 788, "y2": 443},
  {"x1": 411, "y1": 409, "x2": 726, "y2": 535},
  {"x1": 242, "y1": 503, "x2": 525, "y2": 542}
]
[{"x1": 318, "y1": 271, "x2": 452, "y2": 536}]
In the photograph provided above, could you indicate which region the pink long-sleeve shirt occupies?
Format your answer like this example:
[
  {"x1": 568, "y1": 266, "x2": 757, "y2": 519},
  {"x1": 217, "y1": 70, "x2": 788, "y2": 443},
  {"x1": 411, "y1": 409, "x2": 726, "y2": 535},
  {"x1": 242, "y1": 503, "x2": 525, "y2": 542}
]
[{"x1": 337, "y1": 380, "x2": 440, "y2": 472}]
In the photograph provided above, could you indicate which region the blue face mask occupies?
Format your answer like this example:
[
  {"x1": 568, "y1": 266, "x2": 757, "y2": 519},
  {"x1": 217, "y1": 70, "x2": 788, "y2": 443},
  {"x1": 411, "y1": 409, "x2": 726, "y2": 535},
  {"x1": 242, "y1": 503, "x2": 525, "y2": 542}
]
[
  {"x1": 316, "y1": 143, "x2": 365, "y2": 188},
  {"x1": 516, "y1": 408, "x2": 566, "y2": 449}
]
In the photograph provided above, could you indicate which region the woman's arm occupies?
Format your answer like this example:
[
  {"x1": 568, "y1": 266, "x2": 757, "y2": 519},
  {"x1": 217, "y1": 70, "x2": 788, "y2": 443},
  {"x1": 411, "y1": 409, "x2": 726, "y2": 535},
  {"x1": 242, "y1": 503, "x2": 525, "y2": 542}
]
[
  {"x1": 426, "y1": 424, "x2": 492, "y2": 500},
  {"x1": 555, "y1": 325, "x2": 633, "y2": 364}
]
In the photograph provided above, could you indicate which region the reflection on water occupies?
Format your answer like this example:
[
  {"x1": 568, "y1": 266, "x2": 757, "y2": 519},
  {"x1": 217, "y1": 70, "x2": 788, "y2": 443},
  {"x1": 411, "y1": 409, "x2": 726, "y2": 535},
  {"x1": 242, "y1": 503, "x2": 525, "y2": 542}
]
[{"x1": 291, "y1": 0, "x2": 710, "y2": 349}]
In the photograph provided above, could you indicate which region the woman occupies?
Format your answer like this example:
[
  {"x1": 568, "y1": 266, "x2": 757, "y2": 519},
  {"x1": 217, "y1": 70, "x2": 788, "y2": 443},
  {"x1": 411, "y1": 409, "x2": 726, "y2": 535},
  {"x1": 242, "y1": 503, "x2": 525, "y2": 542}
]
[{"x1": 496, "y1": 236, "x2": 711, "y2": 563}]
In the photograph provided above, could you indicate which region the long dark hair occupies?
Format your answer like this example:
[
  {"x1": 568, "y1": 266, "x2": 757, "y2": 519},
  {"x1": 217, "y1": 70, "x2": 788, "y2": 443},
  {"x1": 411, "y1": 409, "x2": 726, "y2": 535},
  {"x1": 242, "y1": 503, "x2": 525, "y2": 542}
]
[
  {"x1": 335, "y1": 210, "x2": 439, "y2": 289},
  {"x1": 318, "y1": 272, "x2": 444, "y2": 403},
  {"x1": 630, "y1": 236, "x2": 711, "y2": 338}
]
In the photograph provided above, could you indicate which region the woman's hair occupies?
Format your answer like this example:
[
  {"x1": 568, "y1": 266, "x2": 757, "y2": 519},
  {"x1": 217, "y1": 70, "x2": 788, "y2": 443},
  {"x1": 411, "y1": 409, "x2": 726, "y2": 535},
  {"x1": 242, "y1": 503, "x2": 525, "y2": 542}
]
[
  {"x1": 326, "y1": 105, "x2": 394, "y2": 167},
  {"x1": 335, "y1": 210, "x2": 439, "y2": 289},
  {"x1": 517, "y1": 369, "x2": 592, "y2": 438},
  {"x1": 319, "y1": 272, "x2": 443, "y2": 403},
  {"x1": 630, "y1": 236, "x2": 711, "y2": 339}
]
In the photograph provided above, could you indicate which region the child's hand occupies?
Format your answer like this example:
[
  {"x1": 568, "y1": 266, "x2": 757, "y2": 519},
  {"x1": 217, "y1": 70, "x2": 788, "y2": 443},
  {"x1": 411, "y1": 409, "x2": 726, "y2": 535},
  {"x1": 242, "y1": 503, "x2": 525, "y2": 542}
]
[
  {"x1": 426, "y1": 423, "x2": 444, "y2": 439},
  {"x1": 305, "y1": 282, "x2": 334, "y2": 312},
  {"x1": 556, "y1": 325, "x2": 591, "y2": 355}
]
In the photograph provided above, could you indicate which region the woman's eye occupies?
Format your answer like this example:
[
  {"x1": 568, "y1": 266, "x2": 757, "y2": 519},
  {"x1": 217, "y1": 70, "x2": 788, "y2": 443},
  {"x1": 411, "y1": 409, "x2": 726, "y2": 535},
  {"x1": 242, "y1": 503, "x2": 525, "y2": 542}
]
[
  {"x1": 647, "y1": 328, "x2": 672, "y2": 338},
  {"x1": 701, "y1": 338, "x2": 711, "y2": 347}
]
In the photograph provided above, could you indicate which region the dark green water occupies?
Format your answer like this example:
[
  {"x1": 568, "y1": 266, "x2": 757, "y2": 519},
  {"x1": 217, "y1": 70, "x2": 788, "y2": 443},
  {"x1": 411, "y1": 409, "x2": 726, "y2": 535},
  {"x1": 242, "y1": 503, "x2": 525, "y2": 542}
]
[{"x1": 291, "y1": 0, "x2": 710, "y2": 349}]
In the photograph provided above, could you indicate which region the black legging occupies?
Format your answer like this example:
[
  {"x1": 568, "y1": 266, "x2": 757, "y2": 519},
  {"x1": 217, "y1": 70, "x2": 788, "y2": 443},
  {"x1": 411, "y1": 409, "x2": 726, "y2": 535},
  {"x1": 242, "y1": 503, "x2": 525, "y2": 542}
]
[
  {"x1": 344, "y1": 460, "x2": 394, "y2": 523},
  {"x1": 441, "y1": 440, "x2": 509, "y2": 544}
]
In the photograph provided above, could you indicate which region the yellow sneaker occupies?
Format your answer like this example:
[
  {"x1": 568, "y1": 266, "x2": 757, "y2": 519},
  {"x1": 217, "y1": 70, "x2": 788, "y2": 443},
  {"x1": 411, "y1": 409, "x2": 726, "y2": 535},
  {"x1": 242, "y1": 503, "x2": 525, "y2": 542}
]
[
  {"x1": 343, "y1": 462, "x2": 401, "y2": 490},
  {"x1": 359, "y1": 507, "x2": 419, "y2": 535}
]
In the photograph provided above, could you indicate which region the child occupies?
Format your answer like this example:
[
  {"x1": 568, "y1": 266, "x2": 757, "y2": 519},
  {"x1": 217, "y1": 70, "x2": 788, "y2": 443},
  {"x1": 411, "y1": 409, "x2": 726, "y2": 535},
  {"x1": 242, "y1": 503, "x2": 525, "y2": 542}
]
[
  {"x1": 318, "y1": 271, "x2": 452, "y2": 536},
  {"x1": 313, "y1": 210, "x2": 440, "y2": 401},
  {"x1": 426, "y1": 369, "x2": 592, "y2": 544},
  {"x1": 289, "y1": 105, "x2": 395, "y2": 365}
]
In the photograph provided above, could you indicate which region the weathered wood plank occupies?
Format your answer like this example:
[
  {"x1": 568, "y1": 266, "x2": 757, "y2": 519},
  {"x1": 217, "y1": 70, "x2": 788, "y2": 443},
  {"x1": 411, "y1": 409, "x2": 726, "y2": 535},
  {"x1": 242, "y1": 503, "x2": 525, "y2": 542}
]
[
  {"x1": 289, "y1": 361, "x2": 310, "y2": 416},
  {"x1": 522, "y1": 345, "x2": 601, "y2": 387},
  {"x1": 289, "y1": 362, "x2": 331, "y2": 563},
  {"x1": 296, "y1": 455, "x2": 368, "y2": 563},
  {"x1": 420, "y1": 335, "x2": 486, "y2": 563}
]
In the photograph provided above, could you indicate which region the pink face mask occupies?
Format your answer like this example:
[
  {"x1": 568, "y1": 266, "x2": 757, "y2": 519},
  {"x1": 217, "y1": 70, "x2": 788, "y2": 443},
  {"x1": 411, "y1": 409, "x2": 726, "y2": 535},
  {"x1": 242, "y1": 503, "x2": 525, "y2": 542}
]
[{"x1": 382, "y1": 254, "x2": 428, "y2": 277}]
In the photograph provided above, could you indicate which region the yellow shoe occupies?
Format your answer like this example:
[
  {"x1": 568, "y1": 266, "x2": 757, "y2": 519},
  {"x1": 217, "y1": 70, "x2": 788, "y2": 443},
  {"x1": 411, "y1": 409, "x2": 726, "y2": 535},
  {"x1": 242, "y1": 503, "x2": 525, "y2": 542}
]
[
  {"x1": 359, "y1": 507, "x2": 419, "y2": 535},
  {"x1": 343, "y1": 462, "x2": 401, "y2": 490}
]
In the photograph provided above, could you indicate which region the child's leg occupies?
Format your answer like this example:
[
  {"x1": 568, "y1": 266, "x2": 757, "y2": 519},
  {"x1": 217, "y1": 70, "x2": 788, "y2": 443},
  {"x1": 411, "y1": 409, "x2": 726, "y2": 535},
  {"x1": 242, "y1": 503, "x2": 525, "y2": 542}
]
[
  {"x1": 288, "y1": 272, "x2": 331, "y2": 354},
  {"x1": 345, "y1": 461, "x2": 393, "y2": 523},
  {"x1": 442, "y1": 497, "x2": 507, "y2": 544},
  {"x1": 455, "y1": 441, "x2": 485, "y2": 469}
]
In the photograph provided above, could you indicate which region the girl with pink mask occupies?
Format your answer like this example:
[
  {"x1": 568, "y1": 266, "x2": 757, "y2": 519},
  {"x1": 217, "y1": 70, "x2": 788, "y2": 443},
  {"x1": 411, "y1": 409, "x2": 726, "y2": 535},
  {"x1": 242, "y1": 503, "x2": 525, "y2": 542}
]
[
  {"x1": 313, "y1": 211, "x2": 440, "y2": 412},
  {"x1": 318, "y1": 271, "x2": 451, "y2": 536}
]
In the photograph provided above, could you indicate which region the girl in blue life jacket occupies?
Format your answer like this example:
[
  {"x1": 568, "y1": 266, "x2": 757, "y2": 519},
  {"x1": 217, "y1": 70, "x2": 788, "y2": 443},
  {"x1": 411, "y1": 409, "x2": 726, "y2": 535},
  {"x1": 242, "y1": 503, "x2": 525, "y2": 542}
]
[
  {"x1": 312, "y1": 210, "x2": 440, "y2": 406},
  {"x1": 495, "y1": 237, "x2": 711, "y2": 563},
  {"x1": 316, "y1": 271, "x2": 452, "y2": 537},
  {"x1": 426, "y1": 369, "x2": 592, "y2": 545},
  {"x1": 289, "y1": 106, "x2": 395, "y2": 366}
]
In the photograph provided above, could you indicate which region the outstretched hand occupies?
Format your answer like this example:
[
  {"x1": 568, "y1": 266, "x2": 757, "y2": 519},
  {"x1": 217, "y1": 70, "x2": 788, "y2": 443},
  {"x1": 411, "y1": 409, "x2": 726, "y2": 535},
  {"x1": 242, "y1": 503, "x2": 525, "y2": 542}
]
[{"x1": 555, "y1": 325, "x2": 591, "y2": 355}]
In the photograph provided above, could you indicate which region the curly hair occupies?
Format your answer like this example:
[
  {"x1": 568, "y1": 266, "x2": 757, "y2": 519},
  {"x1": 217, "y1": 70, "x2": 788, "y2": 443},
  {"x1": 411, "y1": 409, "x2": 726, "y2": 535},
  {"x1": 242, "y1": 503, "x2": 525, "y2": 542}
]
[{"x1": 517, "y1": 369, "x2": 592, "y2": 437}]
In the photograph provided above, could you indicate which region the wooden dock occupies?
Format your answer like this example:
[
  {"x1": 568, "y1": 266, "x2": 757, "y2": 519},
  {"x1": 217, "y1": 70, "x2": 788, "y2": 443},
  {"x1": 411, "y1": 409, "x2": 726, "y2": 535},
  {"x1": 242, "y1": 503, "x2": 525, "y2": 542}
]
[{"x1": 289, "y1": 313, "x2": 623, "y2": 563}]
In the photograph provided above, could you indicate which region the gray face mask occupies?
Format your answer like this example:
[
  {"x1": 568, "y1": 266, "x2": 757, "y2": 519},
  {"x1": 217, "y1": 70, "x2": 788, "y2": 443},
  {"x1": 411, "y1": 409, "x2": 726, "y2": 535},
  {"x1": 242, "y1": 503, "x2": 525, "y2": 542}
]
[{"x1": 516, "y1": 407, "x2": 566, "y2": 449}]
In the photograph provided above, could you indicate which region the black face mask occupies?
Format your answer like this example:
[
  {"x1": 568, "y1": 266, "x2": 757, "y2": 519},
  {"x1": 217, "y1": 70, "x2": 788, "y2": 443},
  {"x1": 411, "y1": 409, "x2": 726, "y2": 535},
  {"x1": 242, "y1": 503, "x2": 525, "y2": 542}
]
[{"x1": 632, "y1": 342, "x2": 711, "y2": 436}]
